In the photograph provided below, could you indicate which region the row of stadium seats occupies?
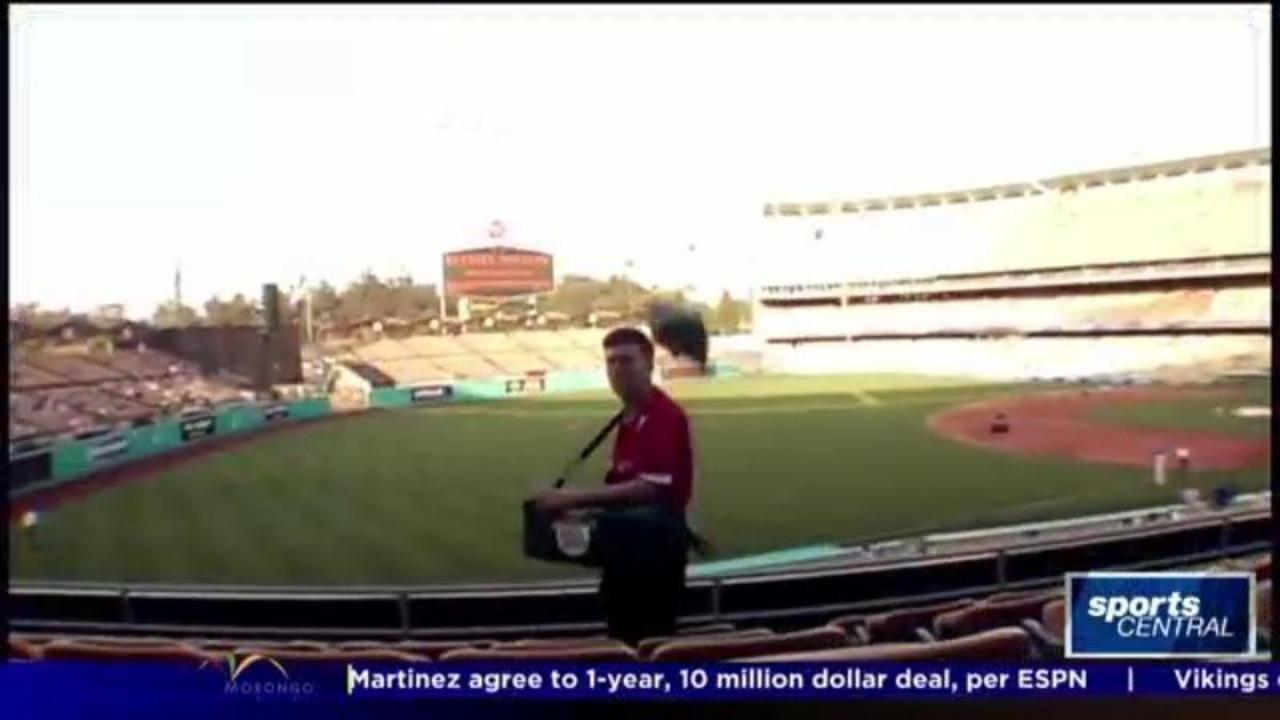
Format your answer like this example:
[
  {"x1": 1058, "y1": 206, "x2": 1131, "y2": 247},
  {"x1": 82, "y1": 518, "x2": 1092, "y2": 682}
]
[
  {"x1": 348, "y1": 331, "x2": 607, "y2": 361},
  {"x1": 20, "y1": 353, "x2": 123, "y2": 384},
  {"x1": 11, "y1": 555, "x2": 1268, "y2": 664},
  {"x1": 12, "y1": 363, "x2": 67, "y2": 389},
  {"x1": 1209, "y1": 287, "x2": 1273, "y2": 324},
  {"x1": 9, "y1": 350, "x2": 253, "y2": 441},
  {"x1": 767, "y1": 254, "x2": 1270, "y2": 305},
  {"x1": 765, "y1": 335, "x2": 1271, "y2": 380},
  {"x1": 333, "y1": 329, "x2": 612, "y2": 381},
  {"x1": 1066, "y1": 289, "x2": 1215, "y2": 326},
  {"x1": 11, "y1": 386, "x2": 154, "y2": 428},
  {"x1": 1029, "y1": 169, "x2": 1268, "y2": 269},
  {"x1": 759, "y1": 287, "x2": 1269, "y2": 338},
  {"x1": 792, "y1": 161, "x2": 1267, "y2": 280},
  {"x1": 6, "y1": 624, "x2": 1033, "y2": 664},
  {"x1": 13, "y1": 350, "x2": 190, "y2": 389}
]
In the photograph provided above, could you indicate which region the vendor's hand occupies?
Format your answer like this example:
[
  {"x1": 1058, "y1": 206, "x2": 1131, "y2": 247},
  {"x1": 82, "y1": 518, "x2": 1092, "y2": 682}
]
[{"x1": 532, "y1": 489, "x2": 576, "y2": 516}]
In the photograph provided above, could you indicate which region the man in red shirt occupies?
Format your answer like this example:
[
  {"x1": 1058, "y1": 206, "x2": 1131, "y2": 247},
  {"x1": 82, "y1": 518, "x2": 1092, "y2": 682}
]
[{"x1": 533, "y1": 327, "x2": 695, "y2": 644}]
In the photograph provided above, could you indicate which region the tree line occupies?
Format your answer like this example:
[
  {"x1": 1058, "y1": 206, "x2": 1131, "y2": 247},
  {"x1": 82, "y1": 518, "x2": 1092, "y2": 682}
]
[{"x1": 12, "y1": 271, "x2": 753, "y2": 337}]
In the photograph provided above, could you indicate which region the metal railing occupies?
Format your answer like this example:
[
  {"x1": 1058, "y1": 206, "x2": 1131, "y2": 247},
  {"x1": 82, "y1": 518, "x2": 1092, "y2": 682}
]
[{"x1": 9, "y1": 500, "x2": 1270, "y2": 640}]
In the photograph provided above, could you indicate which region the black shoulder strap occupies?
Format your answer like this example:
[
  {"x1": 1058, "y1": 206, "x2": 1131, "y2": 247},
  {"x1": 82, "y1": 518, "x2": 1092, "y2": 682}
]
[
  {"x1": 580, "y1": 411, "x2": 624, "y2": 460},
  {"x1": 553, "y1": 411, "x2": 623, "y2": 488},
  {"x1": 551, "y1": 410, "x2": 715, "y2": 557}
]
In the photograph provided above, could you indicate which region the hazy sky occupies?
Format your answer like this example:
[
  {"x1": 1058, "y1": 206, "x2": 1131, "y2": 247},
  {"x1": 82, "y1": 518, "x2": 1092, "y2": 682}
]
[{"x1": 10, "y1": 4, "x2": 1272, "y2": 318}]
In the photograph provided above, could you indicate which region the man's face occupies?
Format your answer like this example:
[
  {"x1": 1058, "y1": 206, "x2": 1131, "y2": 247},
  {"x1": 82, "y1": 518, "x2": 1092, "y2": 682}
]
[{"x1": 605, "y1": 343, "x2": 653, "y2": 403}]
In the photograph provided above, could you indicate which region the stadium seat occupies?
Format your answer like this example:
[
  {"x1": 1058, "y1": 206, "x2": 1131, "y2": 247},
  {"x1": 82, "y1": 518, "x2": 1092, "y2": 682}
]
[
  {"x1": 637, "y1": 629, "x2": 774, "y2": 659},
  {"x1": 234, "y1": 647, "x2": 429, "y2": 663},
  {"x1": 393, "y1": 640, "x2": 492, "y2": 659},
  {"x1": 9, "y1": 633, "x2": 55, "y2": 647},
  {"x1": 438, "y1": 645, "x2": 639, "y2": 662},
  {"x1": 29, "y1": 354, "x2": 123, "y2": 383},
  {"x1": 829, "y1": 598, "x2": 974, "y2": 643},
  {"x1": 13, "y1": 363, "x2": 67, "y2": 389},
  {"x1": 981, "y1": 587, "x2": 1054, "y2": 605},
  {"x1": 1021, "y1": 599, "x2": 1066, "y2": 659},
  {"x1": 329, "y1": 640, "x2": 393, "y2": 650},
  {"x1": 324, "y1": 639, "x2": 487, "y2": 659},
  {"x1": 201, "y1": 638, "x2": 331, "y2": 652},
  {"x1": 493, "y1": 635, "x2": 620, "y2": 650},
  {"x1": 1042, "y1": 599, "x2": 1066, "y2": 639},
  {"x1": 647, "y1": 627, "x2": 848, "y2": 662},
  {"x1": 39, "y1": 640, "x2": 214, "y2": 664},
  {"x1": 48, "y1": 634, "x2": 184, "y2": 648},
  {"x1": 487, "y1": 352, "x2": 549, "y2": 375},
  {"x1": 400, "y1": 336, "x2": 457, "y2": 356},
  {"x1": 198, "y1": 638, "x2": 255, "y2": 651},
  {"x1": 675, "y1": 622, "x2": 737, "y2": 636},
  {"x1": 932, "y1": 590, "x2": 1061, "y2": 640},
  {"x1": 9, "y1": 637, "x2": 42, "y2": 660},
  {"x1": 742, "y1": 627, "x2": 1034, "y2": 662},
  {"x1": 309, "y1": 649, "x2": 432, "y2": 663}
]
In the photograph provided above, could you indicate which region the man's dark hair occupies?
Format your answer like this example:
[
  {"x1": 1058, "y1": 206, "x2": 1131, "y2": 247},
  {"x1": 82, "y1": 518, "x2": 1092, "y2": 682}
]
[{"x1": 602, "y1": 327, "x2": 655, "y2": 362}]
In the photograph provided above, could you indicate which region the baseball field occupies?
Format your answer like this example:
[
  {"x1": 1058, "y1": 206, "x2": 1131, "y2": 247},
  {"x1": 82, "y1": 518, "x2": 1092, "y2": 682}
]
[{"x1": 8, "y1": 374, "x2": 1270, "y2": 586}]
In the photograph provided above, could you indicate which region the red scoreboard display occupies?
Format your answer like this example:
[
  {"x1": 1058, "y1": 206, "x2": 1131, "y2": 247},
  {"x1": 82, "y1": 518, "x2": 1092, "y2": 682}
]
[{"x1": 443, "y1": 246, "x2": 555, "y2": 298}]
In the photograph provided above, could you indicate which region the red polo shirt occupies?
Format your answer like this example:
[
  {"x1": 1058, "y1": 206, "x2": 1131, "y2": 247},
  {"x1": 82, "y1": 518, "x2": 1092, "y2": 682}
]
[{"x1": 604, "y1": 386, "x2": 694, "y2": 512}]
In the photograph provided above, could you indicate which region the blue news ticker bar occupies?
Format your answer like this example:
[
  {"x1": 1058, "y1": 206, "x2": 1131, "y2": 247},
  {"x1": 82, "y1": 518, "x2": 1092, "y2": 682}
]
[{"x1": 3, "y1": 661, "x2": 1279, "y2": 716}]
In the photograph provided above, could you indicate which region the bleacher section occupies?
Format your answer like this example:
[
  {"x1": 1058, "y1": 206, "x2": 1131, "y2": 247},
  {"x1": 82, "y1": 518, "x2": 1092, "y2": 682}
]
[
  {"x1": 758, "y1": 284, "x2": 1271, "y2": 339},
  {"x1": 432, "y1": 353, "x2": 503, "y2": 379},
  {"x1": 1208, "y1": 287, "x2": 1272, "y2": 325},
  {"x1": 764, "y1": 335, "x2": 1271, "y2": 380},
  {"x1": 758, "y1": 264, "x2": 1272, "y2": 380},
  {"x1": 763, "y1": 149, "x2": 1270, "y2": 282},
  {"x1": 400, "y1": 335, "x2": 457, "y2": 356},
  {"x1": 757, "y1": 149, "x2": 1271, "y2": 381},
  {"x1": 454, "y1": 332, "x2": 513, "y2": 355},
  {"x1": 10, "y1": 392, "x2": 95, "y2": 435},
  {"x1": 375, "y1": 357, "x2": 451, "y2": 385},
  {"x1": 9, "y1": 349, "x2": 251, "y2": 440},
  {"x1": 9, "y1": 554, "x2": 1268, "y2": 663},
  {"x1": 355, "y1": 338, "x2": 411, "y2": 363},
  {"x1": 485, "y1": 351, "x2": 550, "y2": 375},
  {"x1": 1026, "y1": 168, "x2": 1269, "y2": 270},
  {"x1": 100, "y1": 350, "x2": 182, "y2": 378},
  {"x1": 26, "y1": 353, "x2": 125, "y2": 384},
  {"x1": 328, "y1": 329, "x2": 615, "y2": 384},
  {"x1": 11, "y1": 364, "x2": 66, "y2": 390}
]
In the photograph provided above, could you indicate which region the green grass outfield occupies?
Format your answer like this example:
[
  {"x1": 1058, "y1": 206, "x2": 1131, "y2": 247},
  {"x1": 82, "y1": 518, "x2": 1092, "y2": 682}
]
[
  {"x1": 1086, "y1": 379, "x2": 1271, "y2": 436},
  {"x1": 9, "y1": 374, "x2": 1270, "y2": 586}
]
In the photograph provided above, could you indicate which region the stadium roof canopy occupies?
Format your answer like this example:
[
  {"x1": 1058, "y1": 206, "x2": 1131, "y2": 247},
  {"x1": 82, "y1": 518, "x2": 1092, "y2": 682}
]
[{"x1": 764, "y1": 147, "x2": 1271, "y2": 218}]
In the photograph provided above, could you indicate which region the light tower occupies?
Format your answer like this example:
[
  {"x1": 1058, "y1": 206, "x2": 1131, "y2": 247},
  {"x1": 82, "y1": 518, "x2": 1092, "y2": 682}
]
[
  {"x1": 174, "y1": 260, "x2": 183, "y2": 309},
  {"x1": 286, "y1": 275, "x2": 313, "y2": 344}
]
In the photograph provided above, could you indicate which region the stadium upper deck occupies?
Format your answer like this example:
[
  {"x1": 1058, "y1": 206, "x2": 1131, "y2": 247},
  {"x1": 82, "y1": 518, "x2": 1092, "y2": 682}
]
[{"x1": 760, "y1": 148, "x2": 1271, "y2": 284}]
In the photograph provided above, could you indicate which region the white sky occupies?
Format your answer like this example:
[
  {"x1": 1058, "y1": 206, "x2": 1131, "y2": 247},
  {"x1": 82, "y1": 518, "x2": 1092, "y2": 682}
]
[{"x1": 9, "y1": 4, "x2": 1272, "y2": 318}]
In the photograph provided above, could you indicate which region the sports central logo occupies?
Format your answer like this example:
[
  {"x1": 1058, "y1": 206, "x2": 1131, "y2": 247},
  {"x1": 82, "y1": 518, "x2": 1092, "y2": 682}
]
[
  {"x1": 1066, "y1": 572, "x2": 1256, "y2": 658},
  {"x1": 1086, "y1": 591, "x2": 1207, "y2": 635}
]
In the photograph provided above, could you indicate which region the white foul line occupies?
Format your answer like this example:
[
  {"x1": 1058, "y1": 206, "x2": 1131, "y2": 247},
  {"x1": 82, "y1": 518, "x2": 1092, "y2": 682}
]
[{"x1": 855, "y1": 390, "x2": 882, "y2": 406}]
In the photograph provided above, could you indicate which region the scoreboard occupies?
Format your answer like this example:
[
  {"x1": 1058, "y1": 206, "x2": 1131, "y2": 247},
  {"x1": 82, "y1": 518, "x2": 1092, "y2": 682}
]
[{"x1": 443, "y1": 246, "x2": 554, "y2": 297}]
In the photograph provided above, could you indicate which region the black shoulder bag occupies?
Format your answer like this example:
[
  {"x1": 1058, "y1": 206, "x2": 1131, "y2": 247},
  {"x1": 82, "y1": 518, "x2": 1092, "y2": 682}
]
[{"x1": 522, "y1": 412, "x2": 711, "y2": 567}]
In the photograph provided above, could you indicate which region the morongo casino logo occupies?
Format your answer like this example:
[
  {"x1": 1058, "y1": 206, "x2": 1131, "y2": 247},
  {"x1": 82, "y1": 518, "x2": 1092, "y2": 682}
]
[
  {"x1": 199, "y1": 652, "x2": 314, "y2": 698},
  {"x1": 200, "y1": 652, "x2": 289, "y2": 682}
]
